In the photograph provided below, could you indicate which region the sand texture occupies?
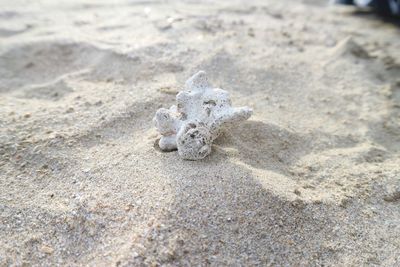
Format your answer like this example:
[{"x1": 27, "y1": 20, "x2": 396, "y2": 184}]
[{"x1": 0, "y1": 0, "x2": 399, "y2": 266}]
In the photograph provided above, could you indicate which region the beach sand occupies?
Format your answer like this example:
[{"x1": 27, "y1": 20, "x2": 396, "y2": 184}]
[{"x1": 0, "y1": 0, "x2": 399, "y2": 266}]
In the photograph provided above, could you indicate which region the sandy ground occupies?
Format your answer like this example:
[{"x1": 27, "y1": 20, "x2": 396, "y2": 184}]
[{"x1": 0, "y1": 0, "x2": 399, "y2": 266}]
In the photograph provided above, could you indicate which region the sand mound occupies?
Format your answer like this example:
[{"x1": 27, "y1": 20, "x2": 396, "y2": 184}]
[{"x1": 329, "y1": 36, "x2": 372, "y2": 60}]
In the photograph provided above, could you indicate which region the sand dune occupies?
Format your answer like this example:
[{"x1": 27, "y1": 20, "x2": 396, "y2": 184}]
[{"x1": 0, "y1": 0, "x2": 399, "y2": 266}]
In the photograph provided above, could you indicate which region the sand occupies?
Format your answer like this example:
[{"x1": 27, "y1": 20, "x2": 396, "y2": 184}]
[{"x1": 0, "y1": 0, "x2": 399, "y2": 266}]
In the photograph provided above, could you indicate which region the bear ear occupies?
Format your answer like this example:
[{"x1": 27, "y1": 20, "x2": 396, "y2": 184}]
[{"x1": 185, "y1": 71, "x2": 210, "y2": 91}]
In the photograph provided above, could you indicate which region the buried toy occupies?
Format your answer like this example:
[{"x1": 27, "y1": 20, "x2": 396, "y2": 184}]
[{"x1": 153, "y1": 71, "x2": 252, "y2": 160}]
